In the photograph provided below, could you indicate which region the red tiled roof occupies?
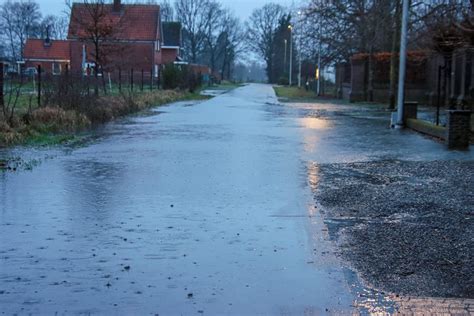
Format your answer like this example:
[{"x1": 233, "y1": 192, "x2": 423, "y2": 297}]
[
  {"x1": 68, "y1": 4, "x2": 160, "y2": 42},
  {"x1": 24, "y1": 39, "x2": 71, "y2": 60}
]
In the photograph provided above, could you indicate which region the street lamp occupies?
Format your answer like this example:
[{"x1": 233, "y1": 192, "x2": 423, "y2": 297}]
[
  {"x1": 284, "y1": 39, "x2": 287, "y2": 76},
  {"x1": 317, "y1": 19, "x2": 322, "y2": 96},
  {"x1": 395, "y1": 0, "x2": 410, "y2": 128},
  {"x1": 297, "y1": 11, "x2": 302, "y2": 88},
  {"x1": 288, "y1": 24, "x2": 293, "y2": 86}
]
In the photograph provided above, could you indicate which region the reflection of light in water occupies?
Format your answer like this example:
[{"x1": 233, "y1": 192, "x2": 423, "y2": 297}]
[
  {"x1": 307, "y1": 162, "x2": 319, "y2": 193},
  {"x1": 299, "y1": 117, "x2": 330, "y2": 130},
  {"x1": 299, "y1": 117, "x2": 330, "y2": 153}
]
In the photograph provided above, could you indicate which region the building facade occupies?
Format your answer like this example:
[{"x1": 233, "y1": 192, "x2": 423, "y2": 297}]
[{"x1": 23, "y1": 0, "x2": 181, "y2": 76}]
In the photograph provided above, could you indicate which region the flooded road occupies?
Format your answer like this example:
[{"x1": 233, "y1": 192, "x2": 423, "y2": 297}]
[{"x1": 0, "y1": 84, "x2": 472, "y2": 314}]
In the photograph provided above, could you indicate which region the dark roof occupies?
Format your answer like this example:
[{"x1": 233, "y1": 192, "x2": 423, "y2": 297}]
[
  {"x1": 24, "y1": 39, "x2": 71, "y2": 60},
  {"x1": 68, "y1": 3, "x2": 160, "y2": 41},
  {"x1": 162, "y1": 22, "x2": 181, "y2": 47}
]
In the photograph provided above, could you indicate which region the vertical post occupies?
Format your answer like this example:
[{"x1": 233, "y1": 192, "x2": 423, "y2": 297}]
[
  {"x1": 284, "y1": 39, "x2": 287, "y2": 75},
  {"x1": 0, "y1": 62, "x2": 4, "y2": 108},
  {"x1": 118, "y1": 68, "x2": 122, "y2": 92},
  {"x1": 436, "y1": 65, "x2": 442, "y2": 126},
  {"x1": 130, "y1": 68, "x2": 134, "y2": 91},
  {"x1": 141, "y1": 69, "x2": 144, "y2": 91},
  {"x1": 289, "y1": 26, "x2": 293, "y2": 86},
  {"x1": 298, "y1": 12, "x2": 302, "y2": 88},
  {"x1": 317, "y1": 20, "x2": 322, "y2": 96},
  {"x1": 65, "y1": 64, "x2": 69, "y2": 95},
  {"x1": 37, "y1": 65, "x2": 42, "y2": 107},
  {"x1": 395, "y1": 0, "x2": 410, "y2": 127},
  {"x1": 150, "y1": 68, "x2": 153, "y2": 90}
]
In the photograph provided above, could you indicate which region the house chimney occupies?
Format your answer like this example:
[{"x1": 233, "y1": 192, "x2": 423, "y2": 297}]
[
  {"x1": 44, "y1": 25, "x2": 51, "y2": 47},
  {"x1": 113, "y1": 0, "x2": 121, "y2": 12}
]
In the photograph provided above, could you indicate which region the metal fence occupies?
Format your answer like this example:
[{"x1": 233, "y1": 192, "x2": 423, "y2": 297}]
[{"x1": 1, "y1": 63, "x2": 161, "y2": 112}]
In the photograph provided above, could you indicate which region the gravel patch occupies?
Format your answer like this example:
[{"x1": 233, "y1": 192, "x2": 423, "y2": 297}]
[{"x1": 314, "y1": 160, "x2": 474, "y2": 298}]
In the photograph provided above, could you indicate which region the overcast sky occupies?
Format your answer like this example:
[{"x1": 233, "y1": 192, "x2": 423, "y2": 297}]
[{"x1": 37, "y1": 0, "x2": 296, "y2": 21}]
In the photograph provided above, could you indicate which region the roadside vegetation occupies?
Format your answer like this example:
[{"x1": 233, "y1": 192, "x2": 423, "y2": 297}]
[
  {"x1": 273, "y1": 86, "x2": 317, "y2": 100},
  {"x1": 0, "y1": 66, "x2": 221, "y2": 148}
]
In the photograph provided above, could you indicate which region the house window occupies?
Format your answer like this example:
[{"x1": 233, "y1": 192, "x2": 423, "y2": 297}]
[
  {"x1": 155, "y1": 40, "x2": 160, "y2": 51},
  {"x1": 52, "y1": 62, "x2": 61, "y2": 75}
]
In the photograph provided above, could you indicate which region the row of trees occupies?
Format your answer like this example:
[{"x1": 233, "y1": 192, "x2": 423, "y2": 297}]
[{"x1": 245, "y1": 1, "x2": 474, "y2": 88}]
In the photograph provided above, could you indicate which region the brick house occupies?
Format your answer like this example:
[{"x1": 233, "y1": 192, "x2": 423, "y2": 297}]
[
  {"x1": 23, "y1": 0, "x2": 181, "y2": 76},
  {"x1": 23, "y1": 39, "x2": 71, "y2": 75}
]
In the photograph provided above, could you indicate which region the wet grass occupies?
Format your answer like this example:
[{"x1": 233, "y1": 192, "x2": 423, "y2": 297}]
[
  {"x1": 25, "y1": 133, "x2": 77, "y2": 146},
  {"x1": 1, "y1": 89, "x2": 209, "y2": 148},
  {"x1": 273, "y1": 86, "x2": 317, "y2": 100},
  {"x1": 208, "y1": 81, "x2": 245, "y2": 90}
]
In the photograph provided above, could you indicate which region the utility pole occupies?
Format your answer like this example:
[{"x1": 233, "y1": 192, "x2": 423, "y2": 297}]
[
  {"x1": 298, "y1": 11, "x2": 302, "y2": 88},
  {"x1": 395, "y1": 0, "x2": 409, "y2": 128},
  {"x1": 289, "y1": 25, "x2": 293, "y2": 86},
  {"x1": 317, "y1": 20, "x2": 322, "y2": 96}
]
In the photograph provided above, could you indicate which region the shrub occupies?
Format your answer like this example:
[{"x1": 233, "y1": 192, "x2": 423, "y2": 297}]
[
  {"x1": 278, "y1": 76, "x2": 289, "y2": 85},
  {"x1": 162, "y1": 64, "x2": 202, "y2": 92},
  {"x1": 162, "y1": 64, "x2": 181, "y2": 90},
  {"x1": 30, "y1": 107, "x2": 90, "y2": 132}
]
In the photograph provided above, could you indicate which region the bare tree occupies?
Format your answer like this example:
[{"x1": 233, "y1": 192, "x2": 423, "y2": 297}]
[
  {"x1": 217, "y1": 11, "x2": 244, "y2": 80},
  {"x1": 203, "y1": 0, "x2": 223, "y2": 72},
  {"x1": 40, "y1": 15, "x2": 69, "y2": 40},
  {"x1": 159, "y1": 0, "x2": 174, "y2": 22},
  {"x1": 175, "y1": 0, "x2": 210, "y2": 63},
  {"x1": 0, "y1": 0, "x2": 41, "y2": 61},
  {"x1": 68, "y1": 0, "x2": 130, "y2": 95},
  {"x1": 246, "y1": 3, "x2": 286, "y2": 82}
]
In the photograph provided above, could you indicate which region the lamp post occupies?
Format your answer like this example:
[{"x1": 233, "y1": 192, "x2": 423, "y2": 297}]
[
  {"x1": 284, "y1": 39, "x2": 287, "y2": 76},
  {"x1": 317, "y1": 19, "x2": 322, "y2": 96},
  {"x1": 288, "y1": 24, "x2": 293, "y2": 86},
  {"x1": 395, "y1": 0, "x2": 409, "y2": 128},
  {"x1": 297, "y1": 11, "x2": 302, "y2": 88}
]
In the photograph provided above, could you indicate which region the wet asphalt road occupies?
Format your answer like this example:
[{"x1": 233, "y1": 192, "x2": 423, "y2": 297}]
[{"x1": 0, "y1": 84, "x2": 472, "y2": 315}]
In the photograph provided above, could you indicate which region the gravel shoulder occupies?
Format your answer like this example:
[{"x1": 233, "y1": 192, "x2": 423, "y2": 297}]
[{"x1": 314, "y1": 159, "x2": 474, "y2": 298}]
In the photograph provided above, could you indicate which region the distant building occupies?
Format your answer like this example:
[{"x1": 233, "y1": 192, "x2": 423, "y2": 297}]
[{"x1": 22, "y1": 0, "x2": 182, "y2": 76}]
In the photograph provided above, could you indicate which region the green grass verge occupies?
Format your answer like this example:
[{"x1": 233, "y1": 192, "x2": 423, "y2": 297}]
[
  {"x1": 25, "y1": 133, "x2": 77, "y2": 146},
  {"x1": 273, "y1": 86, "x2": 317, "y2": 100},
  {"x1": 406, "y1": 118, "x2": 446, "y2": 139}
]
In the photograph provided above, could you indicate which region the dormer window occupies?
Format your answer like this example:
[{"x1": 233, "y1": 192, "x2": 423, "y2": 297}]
[{"x1": 155, "y1": 40, "x2": 160, "y2": 51}]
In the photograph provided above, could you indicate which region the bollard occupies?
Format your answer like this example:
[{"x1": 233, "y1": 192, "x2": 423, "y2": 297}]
[{"x1": 446, "y1": 110, "x2": 471, "y2": 149}]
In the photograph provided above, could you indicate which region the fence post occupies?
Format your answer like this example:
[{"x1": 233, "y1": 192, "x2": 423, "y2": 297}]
[
  {"x1": 0, "y1": 63, "x2": 4, "y2": 108},
  {"x1": 65, "y1": 64, "x2": 69, "y2": 95},
  {"x1": 150, "y1": 68, "x2": 153, "y2": 90},
  {"x1": 141, "y1": 69, "x2": 144, "y2": 91},
  {"x1": 157, "y1": 67, "x2": 160, "y2": 89},
  {"x1": 37, "y1": 65, "x2": 42, "y2": 107},
  {"x1": 130, "y1": 68, "x2": 134, "y2": 91},
  {"x1": 118, "y1": 68, "x2": 122, "y2": 92}
]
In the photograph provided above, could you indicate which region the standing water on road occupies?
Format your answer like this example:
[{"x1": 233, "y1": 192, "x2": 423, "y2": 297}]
[{"x1": 1, "y1": 84, "x2": 472, "y2": 314}]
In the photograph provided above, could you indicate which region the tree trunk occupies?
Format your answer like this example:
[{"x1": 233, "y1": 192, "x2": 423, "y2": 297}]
[{"x1": 368, "y1": 45, "x2": 374, "y2": 102}]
